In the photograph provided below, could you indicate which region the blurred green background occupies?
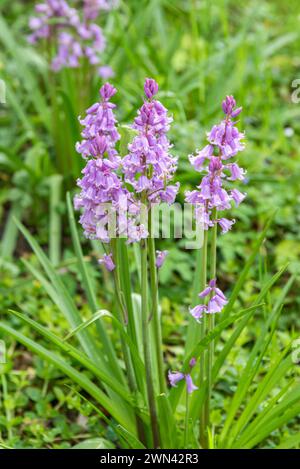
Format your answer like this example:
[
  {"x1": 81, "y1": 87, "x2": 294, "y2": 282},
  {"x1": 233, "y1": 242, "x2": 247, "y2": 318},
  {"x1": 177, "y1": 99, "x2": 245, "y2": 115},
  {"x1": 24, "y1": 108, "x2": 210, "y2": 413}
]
[{"x1": 0, "y1": 0, "x2": 300, "y2": 448}]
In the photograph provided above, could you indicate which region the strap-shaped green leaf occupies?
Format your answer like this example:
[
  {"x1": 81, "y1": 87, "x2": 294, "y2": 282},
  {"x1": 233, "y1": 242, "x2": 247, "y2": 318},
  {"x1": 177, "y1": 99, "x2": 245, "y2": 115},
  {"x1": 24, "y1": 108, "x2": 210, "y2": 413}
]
[{"x1": 0, "y1": 321, "x2": 135, "y2": 434}]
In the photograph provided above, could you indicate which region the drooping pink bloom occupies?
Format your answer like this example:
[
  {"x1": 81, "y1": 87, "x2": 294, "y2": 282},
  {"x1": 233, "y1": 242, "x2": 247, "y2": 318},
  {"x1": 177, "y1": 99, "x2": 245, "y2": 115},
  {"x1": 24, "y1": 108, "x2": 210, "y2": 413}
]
[
  {"x1": 189, "y1": 304, "x2": 207, "y2": 322},
  {"x1": 189, "y1": 357, "x2": 197, "y2": 368},
  {"x1": 156, "y1": 250, "x2": 168, "y2": 268},
  {"x1": 190, "y1": 279, "x2": 228, "y2": 321},
  {"x1": 98, "y1": 253, "x2": 115, "y2": 271},
  {"x1": 168, "y1": 371, "x2": 184, "y2": 387},
  {"x1": 98, "y1": 65, "x2": 115, "y2": 79},
  {"x1": 231, "y1": 189, "x2": 246, "y2": 206},
  {"x1": 168, "y1": 358, "x2": 198, "y2": 394},
  {"x1": 217, "y1": 217, "x2": 235, "y2": 234},
  {"x1": 185, "y1": 374, "x2": 199, "y2": 394}
]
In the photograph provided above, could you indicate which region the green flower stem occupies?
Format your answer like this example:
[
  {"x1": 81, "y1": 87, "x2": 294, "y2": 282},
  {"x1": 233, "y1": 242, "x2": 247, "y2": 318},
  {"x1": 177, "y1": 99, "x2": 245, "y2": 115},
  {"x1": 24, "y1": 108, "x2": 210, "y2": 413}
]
[
  {"x1": 110, "y1": 240, "x2": 136, "y2": 394},
  {"x1": 111, "y1": 239, "x2": 148, "y2": 443},
  {"x1": 48, "y1": 66, "x2": 64, "y2": 176},
  {"x1": 184, "y1": 389, "x2": 190, "y2": 448},
  {"x1": 141, "y1": 236, "x2": 160, "y2": 448},
  {"x1": 116, "y1": 239, "x2": 146, "y2": 398},
  {"x1": 117, "y1": 239, "x2": 139, "y2": 345},
  {"x1": 199, "y1": 229, "x2": 208, "y2": 448},
  {"x1": 148, "y1": 211, "x2": 166, "y2": 393},
  {"x1": 204, "y1": 209, "x2": 217, "y2": 442}
]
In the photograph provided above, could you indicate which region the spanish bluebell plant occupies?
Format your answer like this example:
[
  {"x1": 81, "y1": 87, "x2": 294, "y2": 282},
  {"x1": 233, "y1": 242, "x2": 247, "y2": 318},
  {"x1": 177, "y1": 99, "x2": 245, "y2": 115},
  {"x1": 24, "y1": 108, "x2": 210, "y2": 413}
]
[
  {"x1": 74, "y1": 78, "x2": 181, "y2": 447},
  {"x1": 185, "y1": 95, "x2": 246, "y2": 447},
  {"x1": 74, "y1": 84, "x2": 249, "y2": 448},
  {"x1": 28, "y1": 0, "x2": 115, "y2": 77},
  {"x1": 121, "y1": 78, "x2": 179, "y2": 446},
  {"x1": 74, "y1": 82, "x2": 144, "y2": 403}
]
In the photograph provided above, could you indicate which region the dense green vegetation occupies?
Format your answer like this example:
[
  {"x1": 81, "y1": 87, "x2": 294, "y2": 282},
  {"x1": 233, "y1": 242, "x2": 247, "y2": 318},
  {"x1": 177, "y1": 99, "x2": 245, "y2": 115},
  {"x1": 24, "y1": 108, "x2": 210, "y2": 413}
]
[{"x1": 0, "y1": 0, "x2": 300, "y2": 449}]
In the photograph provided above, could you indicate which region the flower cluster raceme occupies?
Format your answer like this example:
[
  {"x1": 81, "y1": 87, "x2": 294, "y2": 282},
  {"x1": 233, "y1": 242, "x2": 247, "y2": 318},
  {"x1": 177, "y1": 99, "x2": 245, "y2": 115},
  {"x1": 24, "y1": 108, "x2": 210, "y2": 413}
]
[
  {"x1": 122, "y1": 78, "x2": 179, "y2": 205},
  {"x1": 28, "y1": 0, "x2": 115, "y2": 77},
  {"x1": 75, "y1": 80, "x2": 173, "y2": 249},
  {"x1": 168, "y1": 357, "x2": 198, "y2": 394},
  {"x1": 185, "y1": 95, "x2": 246, "y2": 234},
  {"x1": 74, "y1": 83, "x2": 127, "y2": 244},
  {"x1": 28, "y1": 0, "x2": 77, "y2": 45},
  {"x1": 190, "y1": 279, "x2": 228, "y2": 322}
]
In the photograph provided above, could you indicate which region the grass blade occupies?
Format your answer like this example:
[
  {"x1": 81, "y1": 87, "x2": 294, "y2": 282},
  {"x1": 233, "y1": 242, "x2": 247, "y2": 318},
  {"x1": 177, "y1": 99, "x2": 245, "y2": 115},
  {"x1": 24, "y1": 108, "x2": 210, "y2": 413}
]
[
  {"x1": 67, "y1": 388, "x2": 146, "y2": 449},
  {"x1": 15, "y1": 218, "x2": 104, "y2": 366},
  {"x1": 219, "y1": 267, "x2": 289, "y2": 446},
  {"x1": 63, "y1": 310, "x2": 111, "y2": 341},
  {"x1": 7, "y1": 309, "x2": 132, "y2": 405},
  {"x1": 0, "y1": 321, "x2": 135, "y2": 433},
  {"x1": 66, "y1": 193, "x2": 123, "y2": 380}
]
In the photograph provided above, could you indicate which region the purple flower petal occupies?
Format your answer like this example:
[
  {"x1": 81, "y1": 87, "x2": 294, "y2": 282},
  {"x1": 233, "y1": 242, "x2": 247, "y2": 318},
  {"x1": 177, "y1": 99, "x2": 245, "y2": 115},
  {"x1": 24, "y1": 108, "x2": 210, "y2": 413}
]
[
  {"x1": 185, "y1": 374, "x2": 198, "y2": 394},
  {"x1": 144, "y1": 78, "x2": 159, "y2": 99},
  {"x1": 218, "y1": 217, "x2": 235, "y2": 234},
  {"x1": 189, "y1": 304, "x2": 207, "y2": 322},
  {"x1": 168, "y1": 371, "x2": 184, "y2": 387},
  {"x1": 156, "y1": 250, "x2": 168, "y2": 268},
  {"x1": 189, "y1": 357, "x2": 197, "y2": 368},
  {"x1": 98, "y1": 253, "x2": 115, "y2": 271}
]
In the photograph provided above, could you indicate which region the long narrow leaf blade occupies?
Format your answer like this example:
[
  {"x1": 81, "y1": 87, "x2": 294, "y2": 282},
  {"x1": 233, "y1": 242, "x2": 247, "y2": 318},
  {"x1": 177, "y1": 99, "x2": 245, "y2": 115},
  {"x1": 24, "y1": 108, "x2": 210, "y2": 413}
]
[{"x1": 0, "y1": 322, "x2": 135, "y2": 433}]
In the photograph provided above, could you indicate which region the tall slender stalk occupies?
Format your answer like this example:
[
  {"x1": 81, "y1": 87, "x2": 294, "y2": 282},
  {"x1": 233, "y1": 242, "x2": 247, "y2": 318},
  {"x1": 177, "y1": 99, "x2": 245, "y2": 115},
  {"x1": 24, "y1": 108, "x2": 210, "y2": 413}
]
[
  {"x1": 204, "y1": 209, "x2": 217, "y2": 442},
  {"x1": 186, "y1": 231, "x2": 206, "y2": 354},
  {"x1": 110, "y1": 240, "x2": 136, "y2": 394},
  {"x1": 111, "y1": 239, "x2": 148, "y2": 443},
  {"x1": 148, "y1": 211, "x2": 166, "y2": 393},
  {"x1": 118, "y1": 239, "x2": 138, "y2": 344},
  {"x1": 48, "y1": 66, "x2": 63, "y2": 176},
  {"x1": 141, "y1": 236, "x2": 160, "y2": 448},
  {"x1": 184, "y1": 389, "x2": 189, "y2": 448},
  {"x1": 199, "y1": 229, "x2": 208, "y2": 448},
  {"x1": 116, "y1": 239, "x2": 146, "y2": 398}
]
